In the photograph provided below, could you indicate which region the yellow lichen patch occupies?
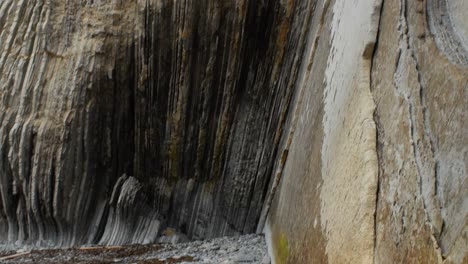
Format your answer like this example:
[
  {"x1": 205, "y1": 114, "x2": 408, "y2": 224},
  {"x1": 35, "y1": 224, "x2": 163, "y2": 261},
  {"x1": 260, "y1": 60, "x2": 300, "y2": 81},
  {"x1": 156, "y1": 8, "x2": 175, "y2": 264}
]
[
  {"x1": 277, "y1": 232, "x2": 289, "y2": 264},
  {"x1": 272, "y1": 229, "x2": 289, "y2": 264},
  {"x1": 162, "y1": 228, "x2": 175, "y2": 236}
]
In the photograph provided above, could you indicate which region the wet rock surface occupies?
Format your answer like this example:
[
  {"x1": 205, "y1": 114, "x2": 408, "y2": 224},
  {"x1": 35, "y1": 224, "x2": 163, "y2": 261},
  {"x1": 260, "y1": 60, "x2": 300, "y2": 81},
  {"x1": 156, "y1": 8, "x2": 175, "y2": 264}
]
[{"x1": 0, "y1": 234, "x2": 268, "y2": 264}]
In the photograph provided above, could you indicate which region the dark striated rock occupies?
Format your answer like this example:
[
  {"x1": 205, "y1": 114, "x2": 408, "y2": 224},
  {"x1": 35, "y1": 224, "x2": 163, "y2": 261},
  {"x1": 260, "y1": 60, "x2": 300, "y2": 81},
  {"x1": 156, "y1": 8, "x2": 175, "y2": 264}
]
[
  {"x1": 0, "y1": 0, "x2": 312, "y2": 246},
  {"x1": 133, "y1": 0, "x2": 313, "y2": 241}
]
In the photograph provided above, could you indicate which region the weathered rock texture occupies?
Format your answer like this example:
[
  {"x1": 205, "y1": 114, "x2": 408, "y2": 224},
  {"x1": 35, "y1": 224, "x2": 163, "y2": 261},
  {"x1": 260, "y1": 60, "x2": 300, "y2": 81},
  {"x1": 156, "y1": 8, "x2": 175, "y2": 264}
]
[
  {"x1": 0, "y1": 0, "x2": 313, "y2": 247},
  {"x1": 0, "y1": 0, "x2": 466, "y2": 263},
  {"x1": 264, "y1": 0, "x2": 467, "y2": 263},
  {"x1": 132, "y1": 0, "x2": 313, "y2": 241},
  {"x1": 0, "y1": 0, "x2": 138, "y2": 247},
  {"x1": 372, "y1": 0, "x2": 467, "y2": 263}
]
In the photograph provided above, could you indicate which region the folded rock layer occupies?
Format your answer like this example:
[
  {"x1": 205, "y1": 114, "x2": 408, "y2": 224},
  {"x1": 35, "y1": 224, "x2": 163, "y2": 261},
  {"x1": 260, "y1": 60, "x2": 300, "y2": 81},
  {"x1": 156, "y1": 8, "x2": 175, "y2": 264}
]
[{"x1": 0, "y1": 0, "x2": 312, "y2": 247}]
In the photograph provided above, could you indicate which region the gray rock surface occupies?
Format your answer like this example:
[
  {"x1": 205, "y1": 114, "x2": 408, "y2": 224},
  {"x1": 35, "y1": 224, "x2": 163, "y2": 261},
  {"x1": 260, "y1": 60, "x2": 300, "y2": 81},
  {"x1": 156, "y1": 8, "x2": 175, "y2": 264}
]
[
  {"x1": 152, "y1": 235, "x2": 267, "y2": 264},
  {"x1": 0, "y1": 234, "x2": 268, "y2": 264}
]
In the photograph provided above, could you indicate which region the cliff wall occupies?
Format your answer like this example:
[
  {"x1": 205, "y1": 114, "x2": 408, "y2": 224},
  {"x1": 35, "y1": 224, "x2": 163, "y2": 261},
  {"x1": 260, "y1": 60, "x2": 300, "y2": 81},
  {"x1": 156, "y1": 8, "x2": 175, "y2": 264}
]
[
  {"x1": 0, "y1": 0, "x2": 466, "y2": 263},
  {"x1": 265, "y1": 0, "x2": 467, "y2": 263},
  {"x1": 0, "y1": 0, "x2": 313, "y2": 247}
]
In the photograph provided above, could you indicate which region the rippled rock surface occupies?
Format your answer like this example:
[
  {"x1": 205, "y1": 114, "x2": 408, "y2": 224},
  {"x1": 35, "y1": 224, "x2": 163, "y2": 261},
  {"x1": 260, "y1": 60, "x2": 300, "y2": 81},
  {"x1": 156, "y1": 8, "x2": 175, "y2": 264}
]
[{"x1": 0, "y1": 0, "x2": 312, "y2": 247}]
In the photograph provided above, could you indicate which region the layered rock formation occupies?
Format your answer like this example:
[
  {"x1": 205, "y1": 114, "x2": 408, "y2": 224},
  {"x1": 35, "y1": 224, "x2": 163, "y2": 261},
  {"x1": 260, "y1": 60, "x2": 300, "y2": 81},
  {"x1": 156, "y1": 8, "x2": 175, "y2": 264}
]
[
  {"x1": 0, "y1": 0, "x2": 467, "y2": 263},
  {"x1": 132, "y1": 0, "x2": 313, "y2": 241},
  {"x1": 0, "y1": 0, "x2": 139, "y2": 247},
  {"x1": 0, "y1": 0, "x2": 313, "y2": 247}
]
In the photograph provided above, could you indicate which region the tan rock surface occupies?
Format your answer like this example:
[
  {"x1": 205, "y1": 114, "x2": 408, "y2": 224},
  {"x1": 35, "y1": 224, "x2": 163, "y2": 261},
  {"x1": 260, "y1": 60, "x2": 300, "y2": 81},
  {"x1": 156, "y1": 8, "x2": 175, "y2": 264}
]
[{"x1": 265, "y1": 0, "x2": 467, "y2": 263}]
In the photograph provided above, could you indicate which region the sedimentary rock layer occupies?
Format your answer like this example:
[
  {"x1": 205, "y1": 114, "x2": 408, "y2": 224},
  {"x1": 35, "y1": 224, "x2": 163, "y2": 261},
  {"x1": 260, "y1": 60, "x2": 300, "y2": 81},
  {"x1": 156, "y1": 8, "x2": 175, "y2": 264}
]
[
  {"x1": 0, "y1": 0, "x2": 313, "y2": 247},
  {"x1": 133, "y1": 0, "x2": 313, "y2": 240},
  {"x1": 0, "y1": 0, "x2": 137, "y2": 247},
  {"x1": 1, "y1": 0, "x2": 466, "y2": 263}
]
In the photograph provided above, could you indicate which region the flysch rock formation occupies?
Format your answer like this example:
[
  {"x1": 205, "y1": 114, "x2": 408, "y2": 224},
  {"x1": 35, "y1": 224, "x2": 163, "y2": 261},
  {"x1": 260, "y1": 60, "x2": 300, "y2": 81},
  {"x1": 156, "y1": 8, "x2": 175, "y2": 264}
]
[
  {"x1": 0, "y1": 0, "x2": 313, "y2": 248},
  {"x1": 0, "y1": 0, "x2": 467, "y2": 264}
]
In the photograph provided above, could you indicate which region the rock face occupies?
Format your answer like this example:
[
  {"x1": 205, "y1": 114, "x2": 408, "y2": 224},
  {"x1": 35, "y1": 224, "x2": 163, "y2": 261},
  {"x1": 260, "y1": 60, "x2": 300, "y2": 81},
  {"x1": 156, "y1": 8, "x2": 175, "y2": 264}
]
[
  {"x1": 264, "y1": 0, "x2": 467, "y2": 263},
  {"x1": 0, "y1": 0, "x2": 467, "y2": 263},
  {"x1": 0, "y1": 0, "x2": 138, "y2": 247},
  {"x1": 132, "y1": 0, "x2": 313, "y2": 241},
  {"x1": 0, "y1": 0, "x2": 313, "y2": 247},
  {"x1": 372, "y1": 1, "x2": 467, "y2": 263}
]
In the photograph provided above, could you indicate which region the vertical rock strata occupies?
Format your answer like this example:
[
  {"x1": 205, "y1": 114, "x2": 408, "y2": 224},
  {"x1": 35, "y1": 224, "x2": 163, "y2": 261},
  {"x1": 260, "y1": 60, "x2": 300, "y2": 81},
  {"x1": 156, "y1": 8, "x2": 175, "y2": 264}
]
[
  {"x1": 0, "y1": 0, "x2": 466, "y2": 263},
  {"x1": 0, "y1": 0, "x2": 314, "y2": 247},
  {"x1": 0, "y1": 0, "x2": 136, "y2": 247},
  {"x1": 133, "y1": 0, "x2": 313, "y2": 240}
]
